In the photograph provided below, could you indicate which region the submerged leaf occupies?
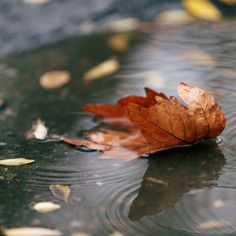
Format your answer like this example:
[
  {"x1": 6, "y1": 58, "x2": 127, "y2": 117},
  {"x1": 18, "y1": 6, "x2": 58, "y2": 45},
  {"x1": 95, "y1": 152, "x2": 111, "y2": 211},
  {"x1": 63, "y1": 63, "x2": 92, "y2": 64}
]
[
  {"x1": 80, "y1": 83, "x2": 226, "y2": 160},
  {"x1": 49, "y1": 184, "x2": 71, "y2": 203},
  {"x1": 3, "y1": 227, "x2": 61, "y2": 236},
  {"x1": 83, "y1": 59, "x2": 119, "y2": 82},
  {"x1": 33, "y1": 202, "x2": 61, "y2": 213},
  {"x1": 183, "y1": 0, "x2": 222, "y2": 21},
  {"x1": 39, "y1": 71, "x2": 70, "y2": 89},
  {"x1": 107, "y1": 34, "x2": 130, "y2": 52},
  {"x1": 88, "y1": 128, "x2": 148, "y2": 161},
  {"x1": 0, "y1": 158, "x2": 35, "y2": 166}
]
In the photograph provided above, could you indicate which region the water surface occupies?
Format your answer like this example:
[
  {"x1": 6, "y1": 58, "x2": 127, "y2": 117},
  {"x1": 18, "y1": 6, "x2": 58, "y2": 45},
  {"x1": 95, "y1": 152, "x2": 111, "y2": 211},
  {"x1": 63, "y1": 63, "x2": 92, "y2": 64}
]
[{"x1": 0, "y1": 20, "x2": 236, "y2": 236}]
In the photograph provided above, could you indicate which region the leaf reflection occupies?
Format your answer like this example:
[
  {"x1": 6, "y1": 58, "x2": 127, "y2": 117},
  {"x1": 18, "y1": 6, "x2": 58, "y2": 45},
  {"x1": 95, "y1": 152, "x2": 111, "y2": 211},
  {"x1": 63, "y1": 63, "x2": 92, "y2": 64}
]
[{"x1": 129, "y1": 141, "x2": 225, "y2": 221}]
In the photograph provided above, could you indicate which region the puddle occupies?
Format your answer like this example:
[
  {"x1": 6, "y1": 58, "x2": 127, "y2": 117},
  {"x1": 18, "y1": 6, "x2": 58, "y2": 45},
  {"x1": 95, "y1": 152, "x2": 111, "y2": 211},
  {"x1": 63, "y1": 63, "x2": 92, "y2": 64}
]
[{"x1": 1, "y1": 19, "x2": 236, "y2": 236}]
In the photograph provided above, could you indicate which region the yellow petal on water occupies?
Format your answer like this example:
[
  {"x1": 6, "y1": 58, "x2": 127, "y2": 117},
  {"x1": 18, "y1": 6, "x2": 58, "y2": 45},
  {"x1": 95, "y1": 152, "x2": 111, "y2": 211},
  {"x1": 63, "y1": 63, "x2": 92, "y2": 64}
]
[
  {"x1": 213, "y1": 199, "x2": 224, "y2": 208},
  {"x1": 83, "y1": 59, "x2": 119, "y2": 82},
  {"x1": 182, "y1": 0, "x2": 222, "y2": 21},
  {"x1": 26, "y1": 119, "x2": 48, "y2": 140},
  {"x1": 33, "y1": 202, "x2": 61, "y2": 213},
  {"x1": 71, "y1": 233, "x2": 90, "y2": 236},
  {"x1": 184, "y1": 49, "x2": 216, "y2": 67},
  {"x1": 22, "y1": 0, "x2": 51, "y2": 4},
  {"x1": 33, "y1": 119, "x2": 48, "y2": 140},
  {"x1": 39, "y1": 71, "x2": 71, "y2": 89},
  {"x1": 220, "y1": 0, "x2": 236, "y2": 4},
  {"x1": 49, "y1": 184, "x2": 71, "y2": 203},
  {"x1": 0, "y1": 158, "x2": 35, "y2": 166},
  {"x1": 102, "y1": 18, "x2": 139, "y2": 33},
  {"x1": 156, "y1": 9, "x2": 194, "y2": 25},
  {"x1": 107, "y1": 34, "x2": 130, "y2": 52},
  {"x1": 3, "y1": 227, "x2": 61, "y2": 236},
  {"x1": 109, "y1": 231, "x2": 125, "y2": 236},
  {"x1": 197, "y1": 220, "x2": 231, "y2": 230}
]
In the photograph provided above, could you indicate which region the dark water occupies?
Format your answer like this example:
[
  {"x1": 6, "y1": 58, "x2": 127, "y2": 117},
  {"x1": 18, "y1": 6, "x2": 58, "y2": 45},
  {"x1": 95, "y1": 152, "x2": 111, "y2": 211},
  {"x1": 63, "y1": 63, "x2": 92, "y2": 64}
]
[{"x1": 1, "y1": 20, "x2": 236, "y2": 236}]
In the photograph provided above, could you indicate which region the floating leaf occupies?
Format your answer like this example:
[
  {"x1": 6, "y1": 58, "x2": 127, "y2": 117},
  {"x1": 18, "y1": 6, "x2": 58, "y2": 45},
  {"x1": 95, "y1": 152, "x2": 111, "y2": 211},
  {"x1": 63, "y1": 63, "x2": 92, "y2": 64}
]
[
  {"x1": 101, "y1": 18, "x2": 139, "y2": 32},
  {"x1": 107, "y1": 34, "x2": 130, "y2": 52},
  {"x1": 2, "y1": 227, "x2": 61, "y2": 236},
  {"x1": 0, "y1": 158, "x2": 35, "y2": 166},
  {"x1": 183, "y1": 0, "x2": 222, "y2": 21},
  {"x1": 83, "y1": 59, "x2": 119, "y2": 82},
  {"x1": 81, "y1": 103, "x2": 131, "y2": 127},
  {"x1": 184, "y1": 49, "x2": 216, "y2": 67},
  {"x1": 22, "y1": 0, "x2": 51, "y2": 4},
  {"x1": 33, "y1": 202, "x2": 61, "y2": 213},
  {"x1": 39, "y1": 71, "x2": 70, "y2": 89},
  {"x1": 109, "y1": 232, "x2": 125, "y2": 236},
  {"x1": 81, "y1": 83, "x2": 226, "y2": 160},
  {"x1": 26, "y1": 119, "x2": 48, "y2": 140},
  {"x1": 156, "y1": 9, "x2": 194, "y2": 25},
  {"x1": 71, "y1": 233, "x2": 90, "y2": 236},
  {"x1": 49, "y1": 184, "x2": 71, "y2": 203}
]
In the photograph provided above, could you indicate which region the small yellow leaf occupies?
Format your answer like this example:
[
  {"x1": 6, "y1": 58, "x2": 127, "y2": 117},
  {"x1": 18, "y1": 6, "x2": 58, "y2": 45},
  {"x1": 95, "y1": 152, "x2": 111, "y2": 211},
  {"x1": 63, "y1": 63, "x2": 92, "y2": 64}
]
[
  {"x1": 184, "y1": 49, "x2": 216, "y2": 67},
  {"x1": 22, "y1": 0, "x2": 51, "y2": 4},
  {"x1": 197, "y1": 220, "x2": 230, "y2": 230},
  {"x1": 109, "y1": 231, "x2": 125, "y2": 236},
  {"x1": 49, "y1": 184, "x2": 71, "y2": 203},
  {"x1": 71, "y1": 233, "x2": 90, "y2": 236},
  {"x1": 107, "y1": 34, "x2": 130, "y2": 52},
  {"x1": 26, "y1": 119, "x2": 48, "y2": 140},
  {"x1": 156, "y1": 9, "x2": 194, "y2": 25},
  {"x1": 220, "y1": 0, "x2": 236, "y2": 5},
  {"x1": 183, "y1": 0, "x2": 222, "y2": 21},
  {"x1": 39, "y1": 71, "x2": 70, "y2": 89},
  {"x1": 33, "y1": 202, "x2": 61, "y2": 213},
  {"x1": 102, "y1": 18, "x2": 139, "y2": 32},
  {"x1": 33, "y1": 119, "x2": 48, "y2": 140},
  {"x1": 3, "y1": 227, "x2": 61, "y2": 236},
  {"x1": 0, "y1": 158, "x2": 35, "y2": 166},
  {"x1": 83, "y1": 59, "x2": 119, "y2": 82}
]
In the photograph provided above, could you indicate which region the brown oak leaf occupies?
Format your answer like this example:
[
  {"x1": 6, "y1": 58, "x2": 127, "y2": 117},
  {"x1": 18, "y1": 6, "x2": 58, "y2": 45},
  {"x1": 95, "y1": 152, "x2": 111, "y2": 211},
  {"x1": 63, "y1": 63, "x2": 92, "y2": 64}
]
[{"x1": 69, "y1": 82, "x2": 226, "y2": 160}]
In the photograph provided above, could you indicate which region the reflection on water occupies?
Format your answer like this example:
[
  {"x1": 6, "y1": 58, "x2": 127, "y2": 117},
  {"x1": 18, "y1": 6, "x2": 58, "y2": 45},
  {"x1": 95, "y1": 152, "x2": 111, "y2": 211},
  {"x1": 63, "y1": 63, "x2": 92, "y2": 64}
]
[{"x1": 129, "y1": 142, "x2": 225, "y2": 221}]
